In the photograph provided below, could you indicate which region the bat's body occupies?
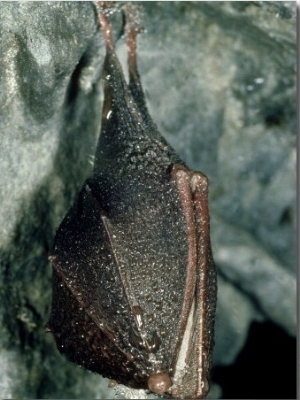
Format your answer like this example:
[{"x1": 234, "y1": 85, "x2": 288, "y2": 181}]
[{"x1": 48, "y1": 4, "x2": 217, "y2": 398}]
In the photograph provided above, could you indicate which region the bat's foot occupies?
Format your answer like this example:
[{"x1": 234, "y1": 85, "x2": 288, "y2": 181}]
[
  {"x1": 122, "y1": 3, "x2": 144, "y2": 78},
  {"x1": 94, "y1": 1, "x2": 118, "y2": 17},
  {"x1": 94, "y1": 2, "x2": 144, "y2": 79}
]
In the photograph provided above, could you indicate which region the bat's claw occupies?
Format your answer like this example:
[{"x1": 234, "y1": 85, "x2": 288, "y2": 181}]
[{"x1": 94, "y1": 1, "x2": 119, "y2": 17}]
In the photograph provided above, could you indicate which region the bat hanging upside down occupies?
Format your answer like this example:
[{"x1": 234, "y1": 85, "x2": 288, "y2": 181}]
[{"x1": 47, "y1": 2, "x2": 217, "y2": 399}]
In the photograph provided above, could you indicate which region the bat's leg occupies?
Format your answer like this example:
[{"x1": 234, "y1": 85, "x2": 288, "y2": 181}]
[
  {"x1": 94, "y1": 2, "x2": 114, "y2": 51},
  {"x1": 122, "y1": 4, "x2": 155, "y2": 129},
  {"x1": 122, "y1": 4, "x2": 143, "y2": 80},
  {"x1": 125, "y1": 15, "x2": 137, "y2": 79},
  {"x1": 93, "y1": 3, "x2": 121, "y2": 126}
]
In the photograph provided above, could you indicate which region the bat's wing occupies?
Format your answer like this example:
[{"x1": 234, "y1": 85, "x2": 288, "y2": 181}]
[
  {"x1": 48, "y1": 184, "x2": 152, "y2": 388},
  {"x1": 48, "y1": 170, "x2": 191, "y2": 391},
  {"x1": 169, "y1": 167, "x2": 217, "y2": 399}
]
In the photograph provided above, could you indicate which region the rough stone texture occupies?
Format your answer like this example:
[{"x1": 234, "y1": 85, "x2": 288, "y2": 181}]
[{"x1": 0, "y1": 2, "x2": 296, "y2": 399}]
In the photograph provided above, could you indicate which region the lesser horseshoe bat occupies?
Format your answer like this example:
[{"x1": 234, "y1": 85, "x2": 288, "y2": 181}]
[{"x1": 48, "y1": 3, "x2": 217, "y2": 398}]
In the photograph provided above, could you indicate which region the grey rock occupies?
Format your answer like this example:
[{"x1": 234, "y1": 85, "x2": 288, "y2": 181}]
[
  {"x1": 213, "y1": 273, "x2": 264, "y2": 366},
  {"x1": 0, "y1": 1, "x2": 296, "y2": 399},
  {"x1": 213, "y1": 217, "x2": 296, "y2": 337}
]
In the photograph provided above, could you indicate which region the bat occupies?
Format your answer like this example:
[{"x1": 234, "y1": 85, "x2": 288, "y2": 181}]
[{"x1": 47, "y1": 3, "x2": 217, "y2": 398}]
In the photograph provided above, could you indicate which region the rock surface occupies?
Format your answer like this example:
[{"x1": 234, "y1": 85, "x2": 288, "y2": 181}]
[{"x1": 0, "y1": 2, "x2": 296, "y2": 399}]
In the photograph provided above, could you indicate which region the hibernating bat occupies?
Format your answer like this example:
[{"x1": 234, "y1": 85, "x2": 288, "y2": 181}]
[{"x1": 47, "y1": 3, "x2": 217, "y2": 399}]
